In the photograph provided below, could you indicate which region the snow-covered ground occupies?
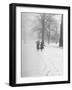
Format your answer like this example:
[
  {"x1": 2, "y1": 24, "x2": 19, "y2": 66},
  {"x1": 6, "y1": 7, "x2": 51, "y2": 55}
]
[{"x1": 21, "y1": 41, "x2": 63, "y2": 77}]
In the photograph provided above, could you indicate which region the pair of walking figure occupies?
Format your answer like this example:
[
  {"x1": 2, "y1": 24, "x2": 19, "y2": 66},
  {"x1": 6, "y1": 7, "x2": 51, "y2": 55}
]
[{"x1": 36, "y1": 41, "x2": 45, "y2": 51}]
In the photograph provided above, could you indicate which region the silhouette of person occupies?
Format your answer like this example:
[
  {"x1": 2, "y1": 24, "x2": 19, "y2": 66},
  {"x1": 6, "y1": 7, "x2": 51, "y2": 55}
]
[
  {"x1": 40, "y1": 41, "x2": 44, "y2": 51},
  {"x1": 36, "y1": 41, "x2": 40, "y2": 51}
]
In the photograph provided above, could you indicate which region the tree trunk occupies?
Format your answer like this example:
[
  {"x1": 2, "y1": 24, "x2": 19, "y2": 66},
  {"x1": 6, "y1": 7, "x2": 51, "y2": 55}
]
[
  {"x1": 42, "y1": 14, "x2": 45, "y2": 43},
  {"x1": 47, "y1": 24, "x2": 50, "y2": 44},
  {"x1": 59, "y1": 15, "x2": 63, "y2": 47},
  {"x1": 55, "y1": 26, "x2": 57, "y2": 44}
]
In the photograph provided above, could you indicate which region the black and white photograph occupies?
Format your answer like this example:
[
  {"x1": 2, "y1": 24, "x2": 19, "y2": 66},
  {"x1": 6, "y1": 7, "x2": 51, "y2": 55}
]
[
  {"x1": 9, "y1": 3, "x2": 70, "y2": 86},
  {"x1": 21, "y1": 13, "x2": 63, "y2": 77}
]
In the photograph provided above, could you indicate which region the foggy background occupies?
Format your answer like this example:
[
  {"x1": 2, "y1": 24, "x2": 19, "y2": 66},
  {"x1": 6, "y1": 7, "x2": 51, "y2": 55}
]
[{"x1": 21, "y1": 12, "x2": 63, "y2": 77}]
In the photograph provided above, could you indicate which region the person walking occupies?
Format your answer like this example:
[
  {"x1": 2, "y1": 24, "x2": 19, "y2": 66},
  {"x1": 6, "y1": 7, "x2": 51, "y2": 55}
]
[
  {"x1": 40, "y1": 41, "x2": 44, "y2": 51},
  {"x1": 36, "y1": 40, "x2": 40, "y2": 51}
]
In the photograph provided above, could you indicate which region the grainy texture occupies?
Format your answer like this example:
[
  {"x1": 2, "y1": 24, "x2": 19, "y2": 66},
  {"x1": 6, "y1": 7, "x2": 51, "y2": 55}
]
[{"x1": 21, "y1": 12, "x2": 63, "y2": 77}]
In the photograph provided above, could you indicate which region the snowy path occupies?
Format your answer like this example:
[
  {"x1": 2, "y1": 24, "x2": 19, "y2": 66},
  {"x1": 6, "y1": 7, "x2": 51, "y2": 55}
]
[
  {"x1": 41, "y1": 44, "x2": 63, "y2": 76},
  {"x1": 21, "y1": 41, "x2": 63, "y2": 77}
]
